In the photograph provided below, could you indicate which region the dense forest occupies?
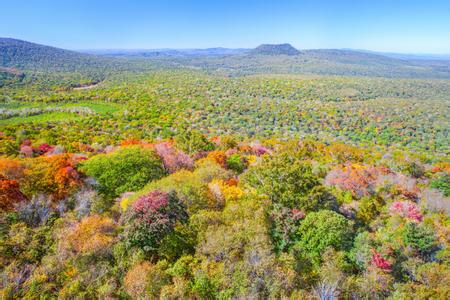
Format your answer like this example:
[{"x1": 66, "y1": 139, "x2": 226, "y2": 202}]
[{"x1": 0, "y1": 39, "x2": 449, "y2": 299}]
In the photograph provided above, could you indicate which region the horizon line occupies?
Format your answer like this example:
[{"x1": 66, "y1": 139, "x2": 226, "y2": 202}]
[{"x1": 3, "y1": 37, "x2": 450, "y2": 56}]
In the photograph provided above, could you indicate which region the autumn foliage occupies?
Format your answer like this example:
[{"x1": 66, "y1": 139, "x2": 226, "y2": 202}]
[
  {"x1": 0, "y1": 136, "x2": 447, "y2": 299},
  {"x1": 325, "y1": 163, "x2": 381, "y2": 198},
  {"x1": 390, "y1": 201, "x2": 423, "y2": 222},
  {"x1": 67, "y1": 214, "x2": 115, "y2": 255},
  {"x1": 0, "y1": 154, "x2": 80, "y2": 201},
  {"x1": 207, "y1": 178, "x2": 243, "y2": 208},
  {"x1": 370, "y1": 249, "x2": 392, "y2": 272},
  {"x1": 24, "y1": 154, "x2": 81, "y2": 200},
  {"x1": 0, "y1": 175, "x2": 27, "y2": 211},
  {"x1": 124, "y1": 190, "x2": 187, "y2": 252},
  {"x1": 0, "y1": 157, "x2": 26, "y2": 180},
  {"x1": 154, "y1": 141, "x2": 194, "y2": 173}
]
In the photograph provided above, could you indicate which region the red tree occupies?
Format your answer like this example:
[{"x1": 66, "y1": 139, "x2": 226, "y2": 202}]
[{"x1": 0, "y1": 175, "x2": 27, "y2": 211}]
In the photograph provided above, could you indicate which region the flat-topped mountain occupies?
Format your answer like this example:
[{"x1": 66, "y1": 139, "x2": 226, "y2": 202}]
[{"x1": 250, "y1": 43, "x2": 300, "y2": 56}]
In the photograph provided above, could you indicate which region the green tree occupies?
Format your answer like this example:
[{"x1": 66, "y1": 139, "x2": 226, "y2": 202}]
[
  {"x1": 80, "y1": 146, "x2": 165, "y2": 199},
  {"x1": 431, "y1": 173, "x2": 450, "y2": 196},
  {"x1": 242, "y1": 153, "x2": 335, "y2": 210},
  {"x1": 174, "y1": 130, "x2": 214, "y2": 154},
  {"x1": 402, "y1": 222, "x2": 436, "y2": 256},
  {"x1": 226, "y1": 153, "x2": 247, "y2": 173},
  {"x1": 295, "y1": 210, "x2": 353, "y2": 264}
]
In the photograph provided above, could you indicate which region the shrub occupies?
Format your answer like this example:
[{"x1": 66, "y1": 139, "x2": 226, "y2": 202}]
[
  {"x1": 204, "y1": 151, "x2": 227, "y2": 167},
  {"x1": 80, "y1": 146, "x2": 165, "y2": 199},
  {"x1": 226, "y1": 153, "x2": 247, "y2": 173},
  {"x1": 124, "y1": 262, "x2": 170, "y2": 299},
  {"x1": 72, "y1": 188, "x2": 98, "y2": 217},
  {"x1": 67, "y1": 215, "x2": 116, "y2": 255},
  {"x1": 0, "y1": 138, "x2": 18, "y2": 156},
  {"x1": 154, "y1": 141, "x2": 194, "y2": 173},
  {"x1": 0, "y1": 158, "x2": 26, "y2": 180},
  {"x1": 37, "y1": 143, "x2": 54, "y2": 154},
  {"x1": 212, "y1": 135, "x2": 237, "y2": 150},
  {"x1": 124, "y1": 190, "x2": 187, "y2": 253},
  {"x1": 389, "y1": 201, "x2": 423, "y2": 222},
  {"x1": 370, "y1": 249, "x2": 392, "y2": 272},
  {"x1": 20, "y1": 145, "x2": 33, "y2": 158},
  {"x1": 403, "y1": 161, "x2": 425, "y2": 178},
  {"x1": 15, "y1": 194, "x2": 54, "y2": 227},
  {"x1": 431, "y1": 173, "x2": 450, "y2": 196},
  {"x1": 175, "y1": 130, "x2": 214, "y2": 154},
  {"x1": 208, "y1": 179, "x2": 243, "y2": 208},
  {"x1": 249, "y1": 142, "x2": 271, "y2": 156}
]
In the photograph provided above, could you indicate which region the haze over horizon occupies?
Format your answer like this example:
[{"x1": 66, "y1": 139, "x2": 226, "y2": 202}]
[{"x1": 1, "y1": 0, "x2": 450, "y2": 54}]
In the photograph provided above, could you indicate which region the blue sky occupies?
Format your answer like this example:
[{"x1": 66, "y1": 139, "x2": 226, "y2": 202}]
[{"x1": 1, "y1": 0, "x2": 450, "y2": 53}]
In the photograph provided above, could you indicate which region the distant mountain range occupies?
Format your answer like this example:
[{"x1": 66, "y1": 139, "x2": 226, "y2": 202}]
[
  {"x1": 1, "y1": 38, "x2": 450, "y2": 79},
  {"x1": 83, "y1": 47, "x2": 250, "y2": 57},
  {"x1": 83, "y1": 44, "x2": 450, "y2": 61},
  {"x1": 346, "y1": 49, "x2": 450, "y2": 61}
]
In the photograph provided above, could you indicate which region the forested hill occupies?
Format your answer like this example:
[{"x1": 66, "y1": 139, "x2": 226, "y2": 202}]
[
  {"x1": 250, "y1": 43, "x2": 301, "y2": 55},
  {"x1": 0, "y1": 38, "x2": 139, "y2": 88},
  {"x1": 0, "y1": 38, "x2": 115, "y2": 72},
  {"x1": 170, "y1": 48, "x2": 450, "y2": 78}
]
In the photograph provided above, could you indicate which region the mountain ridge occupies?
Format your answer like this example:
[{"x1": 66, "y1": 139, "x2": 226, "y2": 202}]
[
  {"x1": 1, "y1": 38, "x2": 450, "y2": 79},
  {"x1": 0, "y1": 37, "x2": 112, "y2": 72}
]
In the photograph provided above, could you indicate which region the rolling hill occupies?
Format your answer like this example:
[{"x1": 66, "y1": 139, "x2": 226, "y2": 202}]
[
  {"x1": 162, "y1": 46, "x2": 450, "y2": 78},
  {"x1": 0, "y1": 38, "x2": 142, "y2": 88},
  {"x1": 0, "y1": 38, "x2": 114, "y2": 72},
  {"x1": 1, "y1": 38, "x2": 450, "y2": 81}
]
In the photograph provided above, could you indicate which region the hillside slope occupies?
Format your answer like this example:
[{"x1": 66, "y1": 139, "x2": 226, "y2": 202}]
[{"x1": 0, "y1": 38, "x2": 113, "y2": 72}]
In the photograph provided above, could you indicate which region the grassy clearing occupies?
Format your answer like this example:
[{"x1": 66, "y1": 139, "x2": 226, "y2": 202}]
[
  {"x1": 0, "y1": 100, "x2": 120, "y2": 113},
  {"x1": 0, "y1": 101, "x2": 121, "y2": 126},
  {"x1": 59, "y1": 102, "x2": 121, "y2": 114},
  {"x1": 0, "y1": 112, "x2": 80, "y2": 125}
]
